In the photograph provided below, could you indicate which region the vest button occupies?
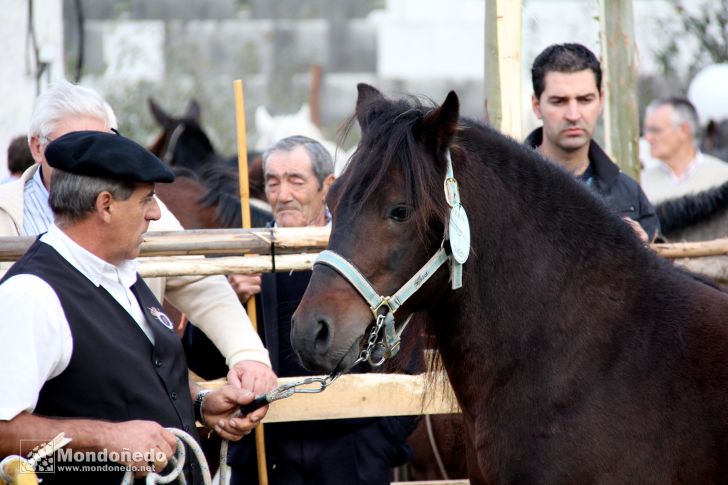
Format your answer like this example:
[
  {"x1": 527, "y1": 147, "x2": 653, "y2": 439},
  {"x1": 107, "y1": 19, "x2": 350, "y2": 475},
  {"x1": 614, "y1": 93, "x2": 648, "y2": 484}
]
[
  {"x1": 183, "y1": 424, "x2": 190, "y2": 432},
  {"x1": 154, "y1": 358, "x2": 162, "y2": 368},
  {"x1": 171, "y1": 391, "x2": 178, "y2": 400}
]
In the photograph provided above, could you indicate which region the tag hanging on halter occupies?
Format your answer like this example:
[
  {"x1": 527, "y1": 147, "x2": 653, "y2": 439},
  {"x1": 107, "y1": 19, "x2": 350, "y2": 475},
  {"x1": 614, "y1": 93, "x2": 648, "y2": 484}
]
[{"x1": 448, "y1": 204, "x2": 470, "y2": 264}]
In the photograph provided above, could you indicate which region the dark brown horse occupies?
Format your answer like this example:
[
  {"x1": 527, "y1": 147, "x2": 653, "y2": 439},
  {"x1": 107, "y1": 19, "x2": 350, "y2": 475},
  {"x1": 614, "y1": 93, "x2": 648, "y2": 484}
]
[
  {"x1": 291, "y1": 84, "x2": 728, "y2": 483},
  {"x1": 148, "y1": 99, "x2": 270, "y2": 229}
]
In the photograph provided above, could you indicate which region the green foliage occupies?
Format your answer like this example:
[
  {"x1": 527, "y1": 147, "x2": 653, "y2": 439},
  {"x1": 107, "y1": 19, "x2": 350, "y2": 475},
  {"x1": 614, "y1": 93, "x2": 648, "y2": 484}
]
[{"x1": 654, "y1": 0, "x2": 728, "y2": 90}]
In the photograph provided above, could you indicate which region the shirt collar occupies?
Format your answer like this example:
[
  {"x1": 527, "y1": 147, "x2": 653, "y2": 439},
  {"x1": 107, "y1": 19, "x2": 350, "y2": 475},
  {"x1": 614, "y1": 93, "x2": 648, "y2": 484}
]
[
  {"x1": 658, "y1": 151, "x2": 704, "y2": 182},
  {"x1": 524, "y1": 127, "x2": 620, "y2": 188},
  {"x1": 40, "y1": 224, "x2": 139, "y2": 288}
]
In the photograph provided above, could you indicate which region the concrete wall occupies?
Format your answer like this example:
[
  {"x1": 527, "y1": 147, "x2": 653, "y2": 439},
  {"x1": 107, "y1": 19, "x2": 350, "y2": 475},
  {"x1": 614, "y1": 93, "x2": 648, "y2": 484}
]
[
  {"x1": 0, "y1": 0, "x2": 64, "y2": 180},
  {"x1": 0, "y1": 0, "x2": 688, "y2": 178}
]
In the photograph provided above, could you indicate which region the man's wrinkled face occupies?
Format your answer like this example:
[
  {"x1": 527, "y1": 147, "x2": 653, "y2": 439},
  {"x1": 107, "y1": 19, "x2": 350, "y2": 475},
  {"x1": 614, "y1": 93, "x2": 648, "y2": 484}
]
[
  {"x1": 264, "y1": 146, "x2": 333, "y2": 228},
  {"x1": 532, "y1": 69, "x2": 604, "y2": 154}
]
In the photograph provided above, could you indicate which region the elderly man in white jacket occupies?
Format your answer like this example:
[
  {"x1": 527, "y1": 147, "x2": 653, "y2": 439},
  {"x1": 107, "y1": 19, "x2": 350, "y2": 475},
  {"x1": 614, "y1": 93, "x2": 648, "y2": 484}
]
[{"x1": 0, "y1": 79, "x2": 277, "y2": 397}]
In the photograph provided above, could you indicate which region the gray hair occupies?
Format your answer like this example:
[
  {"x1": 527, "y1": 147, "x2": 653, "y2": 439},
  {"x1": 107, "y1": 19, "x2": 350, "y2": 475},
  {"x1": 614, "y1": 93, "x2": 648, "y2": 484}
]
[
  {"x1": 28, "y1": 79, "x2": 118, "y2": 146},
  {"x1": 49, "y1": 169, "x2": 135, "y2": 226},
  {"x1": 262, "y1": 135, "x2": 334, "y2": 189},
  {"x1": 646, "y1": 96, "x2": 701, "y2": 144}
]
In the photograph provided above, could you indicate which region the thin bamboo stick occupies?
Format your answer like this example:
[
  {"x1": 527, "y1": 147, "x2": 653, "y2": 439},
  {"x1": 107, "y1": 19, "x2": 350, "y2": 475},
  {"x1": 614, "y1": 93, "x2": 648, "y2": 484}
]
[{"x1": 233, "y1": 79, "x2": 269, "y2": 485}]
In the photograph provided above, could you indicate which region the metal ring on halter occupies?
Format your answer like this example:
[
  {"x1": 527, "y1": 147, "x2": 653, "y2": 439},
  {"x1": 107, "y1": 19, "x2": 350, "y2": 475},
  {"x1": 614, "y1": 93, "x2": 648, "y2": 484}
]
[{"x1": 372, "y1": 297, "x2": 394, "y2": 318}]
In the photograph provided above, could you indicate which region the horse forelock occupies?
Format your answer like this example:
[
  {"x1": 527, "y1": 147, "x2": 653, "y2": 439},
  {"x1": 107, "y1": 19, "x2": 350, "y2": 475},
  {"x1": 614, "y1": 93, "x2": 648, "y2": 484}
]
[{"x1": 339, "y1": 96, "x2": 452, "y2": 244}]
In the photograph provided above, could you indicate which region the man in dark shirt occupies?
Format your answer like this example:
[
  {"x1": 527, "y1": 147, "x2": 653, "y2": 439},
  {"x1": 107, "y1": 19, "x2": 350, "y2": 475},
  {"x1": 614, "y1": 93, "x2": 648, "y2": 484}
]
[
  {"x1": 525, "y1": 43, "x2": 660, "y2": 241},
  {"x1": 225, "y1": 135, "x2": 417, "y2": 485}
]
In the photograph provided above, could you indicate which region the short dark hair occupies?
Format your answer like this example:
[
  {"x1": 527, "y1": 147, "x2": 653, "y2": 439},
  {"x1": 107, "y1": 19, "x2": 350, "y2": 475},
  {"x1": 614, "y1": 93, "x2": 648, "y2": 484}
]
[
  {"x1": 531, "y1": 43, "x2": 602, "y2": 99},
  {"x1": 7, "y1": 136, "x2": 34, "y2": 175}
]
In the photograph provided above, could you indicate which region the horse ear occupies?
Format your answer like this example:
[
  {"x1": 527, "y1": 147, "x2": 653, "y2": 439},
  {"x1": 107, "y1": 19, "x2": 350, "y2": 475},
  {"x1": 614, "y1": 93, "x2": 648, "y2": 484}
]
[
  {"x1": 355, "y1": 84, "x2": 384, "y2": 132},
  {"x1": 149, "y1": 98, "x2": 170, "y2": 126},
  {"x1": 417, "y1": 91, "x2": 460, "y2": 151},
  {"x1": 185, "y1": 99, "x2": 201, "y2": 121}
]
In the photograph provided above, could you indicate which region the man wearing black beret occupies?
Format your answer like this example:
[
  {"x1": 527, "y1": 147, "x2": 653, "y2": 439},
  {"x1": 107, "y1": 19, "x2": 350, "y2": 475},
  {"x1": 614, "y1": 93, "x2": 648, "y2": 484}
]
[
  {"x1": 0, "y1": 131, "x2": 257, "y2": 484},
  {"x1": 0, "y1": 80, "x2": 278, "y2": 406}
]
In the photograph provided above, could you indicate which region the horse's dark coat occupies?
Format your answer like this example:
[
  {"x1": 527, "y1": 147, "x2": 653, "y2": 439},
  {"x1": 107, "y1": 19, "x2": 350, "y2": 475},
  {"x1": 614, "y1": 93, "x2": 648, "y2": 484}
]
[{"x1": 291, "y1": 85, "x2": 728, "y2": 484}]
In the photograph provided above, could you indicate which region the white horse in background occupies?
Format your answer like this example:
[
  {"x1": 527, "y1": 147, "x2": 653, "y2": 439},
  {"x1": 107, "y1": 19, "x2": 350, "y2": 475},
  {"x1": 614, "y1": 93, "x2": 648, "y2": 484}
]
[{"x1": 254, "y1": 104, "x2": 353, "y2": 175}]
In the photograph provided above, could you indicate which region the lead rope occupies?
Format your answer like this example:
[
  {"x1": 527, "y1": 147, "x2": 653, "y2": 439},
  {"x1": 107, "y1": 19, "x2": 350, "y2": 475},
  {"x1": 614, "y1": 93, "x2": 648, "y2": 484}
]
[{"x1": 120, "y1": 428, "x2": 212, "y2": 485}]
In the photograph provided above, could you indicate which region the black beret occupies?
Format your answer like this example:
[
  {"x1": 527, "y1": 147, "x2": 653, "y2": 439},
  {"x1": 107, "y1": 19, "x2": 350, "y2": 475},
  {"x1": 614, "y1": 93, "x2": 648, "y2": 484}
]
[{"x1": 45, "y1": 130, "x2": 175, "y2": 183}]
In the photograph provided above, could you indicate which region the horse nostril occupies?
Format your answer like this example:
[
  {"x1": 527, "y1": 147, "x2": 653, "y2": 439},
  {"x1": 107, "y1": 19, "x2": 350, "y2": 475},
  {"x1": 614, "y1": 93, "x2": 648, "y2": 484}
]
[{"x1": 313, "y1": 317, "x2": 332, "y2": 354}]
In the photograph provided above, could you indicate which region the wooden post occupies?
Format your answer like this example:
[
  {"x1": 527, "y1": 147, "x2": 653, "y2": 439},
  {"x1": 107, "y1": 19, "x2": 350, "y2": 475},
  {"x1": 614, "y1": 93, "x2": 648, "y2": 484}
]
[
  {"x1": 599, "y1": 0, "x2": 640, "y2": 180},
  {"x1": 309, "y1": 63, "x2": 322, "y2": 127},
  {"x1": 233, "y1": 79, "x2": 269, "y2": 485},
  {"x1": 484, "y1": 0, "x2": 522, "y2": 138}
]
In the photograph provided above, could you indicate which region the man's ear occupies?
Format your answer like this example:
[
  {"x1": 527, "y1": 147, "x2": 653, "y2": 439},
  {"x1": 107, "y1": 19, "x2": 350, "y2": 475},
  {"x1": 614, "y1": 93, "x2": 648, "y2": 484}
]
[
  {"x1": 598, "y1": 88, "x2": 606, "y2": 115},
  {"x1": 29, "y1": 136, "x2": 44, "y2": 164},
  {"x1": 96, "y1": 191, "x2": 114, "y2": 222},
  {"x1": 321, "y1": 174, "x2": 335, "y2": 197},
  {"x1": 531, "y1": 94, "x2": 543, "y2": 120},
  {"x1": 678, "y1": 121, "x2": 692, "y2": 139}
]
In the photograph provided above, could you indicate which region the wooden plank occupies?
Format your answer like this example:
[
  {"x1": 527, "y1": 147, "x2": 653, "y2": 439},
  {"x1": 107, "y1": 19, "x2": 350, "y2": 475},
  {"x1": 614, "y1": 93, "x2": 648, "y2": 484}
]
[
  {"x1": 652, "y1": 238, "x2": 728, "y2": 258},
  {"x1": 484, "y1": 0, "x2": 523, "y2": 138},
  {"x1": 199, "y1": 373, "x2": 460, "y2": 423},
  {"x1": 495, "y1": 0, "x2": 522, "y2": 138},
  {"x1": 0, "y1": 226, "x2": 330, "y2": 261},
  {"x1": 599, "y1": 0, "x2": 640, "y2": 180},
  {"x1": 136, "y1": 253, "x2": 318, "y2": 277}
]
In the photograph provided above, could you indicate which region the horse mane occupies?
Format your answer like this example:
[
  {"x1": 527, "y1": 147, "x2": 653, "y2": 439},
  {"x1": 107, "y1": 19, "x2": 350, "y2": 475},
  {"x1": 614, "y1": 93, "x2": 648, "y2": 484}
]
[{"x1": 655, "y1": 180, "x2": 728, "y2": 235}]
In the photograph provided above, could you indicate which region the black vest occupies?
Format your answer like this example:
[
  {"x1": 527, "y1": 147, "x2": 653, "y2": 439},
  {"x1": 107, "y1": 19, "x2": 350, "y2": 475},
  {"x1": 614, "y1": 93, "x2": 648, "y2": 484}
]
[{"x1": 3, "y1": 240, "x2": 197, "y2": 484}]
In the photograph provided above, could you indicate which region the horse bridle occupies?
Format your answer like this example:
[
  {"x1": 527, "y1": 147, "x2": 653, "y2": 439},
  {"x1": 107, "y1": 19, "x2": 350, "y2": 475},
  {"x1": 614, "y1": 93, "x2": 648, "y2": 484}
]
[
  {"x1": 237, "y1": 151, "x2": 470, "y2": 415},
  {"x1": 315, "y1": 149, "x2": 471, "y2": 367},
  {"x1": 161, "y1": 123, "x2": 186, "y2": 165}
]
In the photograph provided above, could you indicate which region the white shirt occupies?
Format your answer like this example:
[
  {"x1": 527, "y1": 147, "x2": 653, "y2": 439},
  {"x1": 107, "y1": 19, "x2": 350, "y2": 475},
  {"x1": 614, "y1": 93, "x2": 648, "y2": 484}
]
[
  {"x1": 0, "y1": 224, "x2": 153, "y2": 420},
  {"x1": 22, "y1": 168, "x2": 55, "y2": 236}
]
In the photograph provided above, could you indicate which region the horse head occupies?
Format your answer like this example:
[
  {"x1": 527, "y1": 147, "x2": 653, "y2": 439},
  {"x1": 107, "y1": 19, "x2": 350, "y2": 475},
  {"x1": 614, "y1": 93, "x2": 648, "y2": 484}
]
[
  {"x1": 291, "y1": 84, "x2": 460, "y2": 373},
  {"x1": 148, "y1": 98, "x2": 217, "y2": 171}
]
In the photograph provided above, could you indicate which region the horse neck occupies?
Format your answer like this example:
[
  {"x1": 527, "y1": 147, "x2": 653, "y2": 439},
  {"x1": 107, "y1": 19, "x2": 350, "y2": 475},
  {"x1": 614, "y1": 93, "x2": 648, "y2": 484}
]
[{"x1": 428, "y1": 132, "x2": 651, "y2": 402}]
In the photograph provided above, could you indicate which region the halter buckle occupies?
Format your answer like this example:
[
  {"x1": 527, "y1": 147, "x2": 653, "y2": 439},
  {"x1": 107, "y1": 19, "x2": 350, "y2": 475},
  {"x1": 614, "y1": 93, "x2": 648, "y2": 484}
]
[{"x1": 372, "y1": 297, "x2": 394, "y2": 318}]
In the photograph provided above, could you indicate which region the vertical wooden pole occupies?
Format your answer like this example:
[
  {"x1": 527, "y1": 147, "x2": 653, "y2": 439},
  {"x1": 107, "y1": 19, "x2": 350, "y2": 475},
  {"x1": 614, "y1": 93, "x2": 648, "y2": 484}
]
[
  {"x1": 233, "y1": 79, "x2": 269, "y2": 485},
  {"x1": 309, "y1": 64, "x2": 322, "y2": 127},
  {"x1": 599, "y1": 0, "x2": 640, "y2": 180},
  {"x1": 485, "y1": 0, "x2": 522, "y2": 138}
]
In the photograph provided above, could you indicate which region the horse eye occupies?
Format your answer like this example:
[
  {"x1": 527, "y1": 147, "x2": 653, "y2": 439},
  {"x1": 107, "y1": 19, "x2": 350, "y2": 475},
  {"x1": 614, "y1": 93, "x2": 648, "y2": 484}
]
[{"x1": 389, "y1": 205, "x2": 411, "y2": 222}]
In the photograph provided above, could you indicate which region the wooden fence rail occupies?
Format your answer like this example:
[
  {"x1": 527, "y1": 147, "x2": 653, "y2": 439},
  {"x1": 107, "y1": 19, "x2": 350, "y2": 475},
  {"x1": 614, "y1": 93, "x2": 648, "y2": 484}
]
[{"x1": 1, "y1": 227, "x2": 727, "y2": 261}]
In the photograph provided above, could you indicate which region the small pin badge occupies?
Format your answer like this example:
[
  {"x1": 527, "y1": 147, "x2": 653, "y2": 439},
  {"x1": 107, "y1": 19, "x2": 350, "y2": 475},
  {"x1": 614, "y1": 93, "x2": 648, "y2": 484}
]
[{"x1": 149, "y1": 307, "x2": 174, "y2": 330}]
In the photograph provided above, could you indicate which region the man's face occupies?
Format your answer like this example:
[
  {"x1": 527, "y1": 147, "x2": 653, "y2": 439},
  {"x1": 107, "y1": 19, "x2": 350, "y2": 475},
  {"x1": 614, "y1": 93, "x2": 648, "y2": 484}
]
[
  {"x1": 107, "y1": 183, "x2": 161, "y2": 264},
  {"x1": 643, "y1": 104, "x2": 688, "y2": 161},
  {"x1": 29, "y1": 116, "x2": 109, "y2": 188},
  {"x1": 532, "y1": 69, "x2": 604, "y2": 154},
  {"x1": 264, "y1": 146, "x2": 333, "y2": 228}
]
